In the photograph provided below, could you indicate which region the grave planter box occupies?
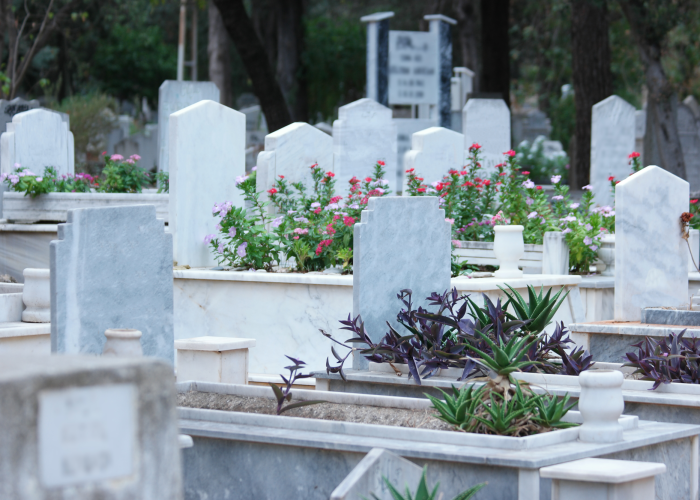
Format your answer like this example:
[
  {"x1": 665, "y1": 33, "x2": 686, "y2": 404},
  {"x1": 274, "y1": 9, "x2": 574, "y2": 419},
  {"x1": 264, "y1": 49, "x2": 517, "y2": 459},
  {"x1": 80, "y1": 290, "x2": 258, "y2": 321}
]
[
  {"x1": 2, "y1": 191, "x2": 169, "y2": 223},
  {"x1": 173, "y1": 269, "x2": 584, "y2": 376},
  {"x1": 177, "y1": 381, "x2": 700, "y2": 500}
]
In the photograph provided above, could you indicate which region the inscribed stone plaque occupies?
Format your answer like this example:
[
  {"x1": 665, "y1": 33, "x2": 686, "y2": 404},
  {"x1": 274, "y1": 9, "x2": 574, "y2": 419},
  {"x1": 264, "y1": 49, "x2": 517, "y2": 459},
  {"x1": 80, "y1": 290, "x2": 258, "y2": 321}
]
[
  {"x1": 353, "y1": 196, "x2": 451, "y2": 369},
  {"x1": 333, "y1": 98, "x2": 397, "y2": 194},
  {"x1": 403, "y1": 126, "x2": 464, "y2": 191},
  {"x1": 615, "y1": 166, "x2": 689, "y2": 321},
  {"x1": 590, "y1": 95, "x2": 636, "y2": 207},
  {"x1": 256, "y1": 122, "x2": 333, "y2": 205},
  {"x1": 169, "y1": 100, "x2": 245, "y2": 268},
  {"x1": 388, "y1": 31, "x2": 438, "y2": 105},
  {"x1": 157, "y1": 80, "x2": 220, "y2": 172},
  {"x1": 39, "y1": 384, "x2": 136, "y2": 487},
  {"x1": 50, "y1": 205, "x2": 174, "y2": 363},
  {"x1": 462, "y1": 98, "x2": 510, "y2": 175}
]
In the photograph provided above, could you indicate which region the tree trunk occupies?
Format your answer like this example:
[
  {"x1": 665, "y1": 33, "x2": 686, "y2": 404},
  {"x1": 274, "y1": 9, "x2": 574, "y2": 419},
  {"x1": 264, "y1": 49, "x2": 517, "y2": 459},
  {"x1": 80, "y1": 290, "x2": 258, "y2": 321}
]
[
  {"x1": 251, "y1": 0, "x2": 277, "y2": 78},
  {"x1": 570, "y1": 0, "x2": 613, "y2": 189},
  {"x1": 480, "y1": 0, "x2": 509, "y2": 105},
  {"x1": 454, "y1": 0, "x2": 480, "y2": 92},
  {"x1": 618, "y1": 0, "x2": 686, "y2": 179},
  {"x1": 212, "y1": 0, "x2": 292, "y2": 132},
  {"x1": 207, "y1": 1, "x2": 232, "y2": 108},
  {"x1": 274, "y1": 0, "x2": 307, "y2": 122}
]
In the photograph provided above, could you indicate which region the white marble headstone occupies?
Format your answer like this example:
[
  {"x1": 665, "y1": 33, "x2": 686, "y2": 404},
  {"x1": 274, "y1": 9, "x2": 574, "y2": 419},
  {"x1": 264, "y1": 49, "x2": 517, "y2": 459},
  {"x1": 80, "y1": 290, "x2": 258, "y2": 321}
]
[
  {"x1": 395, "y1": 118, "x2": 436, "y2": 190},
  {"x1": 333, "y1": 98, "x2": 397, "y2": 194},
  {"x1": 256, "y1": 122, "x2": 333, "y2": 205},
  {"x1": 353, "y1": 196, "x2": 451, "y2": 369},
  {"x1": 403, "y1": 126, "x2": 464, "y2": 190},
  {"x1": 157, "y1": 80, "x2": 220, "y2": 172},
  {"x1": 615, "y1": 166, "x2": 689, "y2": 321},
  {"x1": 0, "y1": 97, "x2": 39, "y2": 135},
  {"x1": 169, "y1": 100, "x2": 245, "y2": 268},
  {"x1": 677, "y1": 103, "x2": 700, "y2": 192},
  {"x1": 590, "y1": 95, "x2": 636, "y2": 207},
  {"x1": 462, "y1": 98, "x2": 510, "y2": 175},
  {"x1": 0, "y1": 108, "x2": 75, "y2": 176}
]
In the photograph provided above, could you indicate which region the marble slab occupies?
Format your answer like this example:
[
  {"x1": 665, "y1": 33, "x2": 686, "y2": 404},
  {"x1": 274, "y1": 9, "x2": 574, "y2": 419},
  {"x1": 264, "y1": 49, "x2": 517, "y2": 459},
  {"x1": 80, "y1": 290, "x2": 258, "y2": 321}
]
[
  {"x1": 403, "y1": 126, "x2": 464, "y2": 190},
  {"x1": 462, "y1": 98, "x2": 510, "y2": 175}
]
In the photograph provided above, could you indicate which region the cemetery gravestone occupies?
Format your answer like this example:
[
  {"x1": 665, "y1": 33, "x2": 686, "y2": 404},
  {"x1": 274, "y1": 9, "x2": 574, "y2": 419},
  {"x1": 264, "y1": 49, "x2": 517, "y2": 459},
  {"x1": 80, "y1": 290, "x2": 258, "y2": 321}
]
[
  {"x1": 395, "y1": 118, "x2": 436, "y2": 189},
  {"x1": 615, "y1": 166, "x2": 689, "y2": 321},
  {"x1": 462, "y1": 98, "x2": 510, "y2": 175},
  {"x1": 157, "y1": 80, "x2": 220, "y2": 172},
  {"x1": 635, "y1": 109, "x2": 646, "y2": 164},
  {"x1": 50, "y1": 205, "x2": 174, "y2": 363},
  {"x1": 0, "y1": 355, "x2": 182, "y2": 499},
  {"x1": 0, "y1": 97, "x2": 39, "y2": 134},
  {"x1": 677, "y1": 102, "x2": 700, "y2": 191},
  {"x1": 353, "y1": 196, "x2": 451, "y2": 369},
  {"x1": 361, "y1": 12, "x2": 394, "y2": 106},
  {"x1": 403, "y1": 126, "x2": 464, "y2": 190},
  {"x1": 169, "y1": 100, "x2": 245, "y2": 268},
  {"x1": 256, "y1": 122, "x2": 333, "y2": 205},
  {"x1": 333, "y1": 98, "x2": 397, "y2": 194},
  {"x1": 0, "y1": 108, "x2": 75, "y2": 176},
  {"x1": 590, "y1": 95, "x2": 636, "y2": 207},
  {"x1": 114, "y1": 123, "x2": 159, "y2": 171}
]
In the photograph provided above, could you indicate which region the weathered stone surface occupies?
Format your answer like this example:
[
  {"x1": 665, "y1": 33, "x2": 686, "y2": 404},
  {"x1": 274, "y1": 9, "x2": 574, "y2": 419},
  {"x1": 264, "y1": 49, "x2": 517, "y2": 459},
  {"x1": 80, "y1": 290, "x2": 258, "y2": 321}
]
[
  {"x1": 50, "y1": 205, "x2": 174, "y2": 363},
  {"x1": 0, "y1": 355, "x2": 181, "y2": 499},
  {"x1": 403, "y1": 126, "x2": 464, "y2": 189},
  {"x1": 462, "y1": 98, "x2": 510, "y2": 175},
  {"x1": 590, "y1": 95, "x2": 636, "y2": 207},
  {"x1": 353, "y1": 196, "x2": 451, "y2": 369},
  {"x1": 333, "y1": 98, "x2": 397, "y2": 193},
  {"x1": 169, "y1": 100, "x2": 245, "y2": 268},
  {"x1": 1, "y1": 108, "x2": 74, "y2": 176},
  {"x1": 641, "y1": 308, "x2": 700, "y2": 326},
  {"x1": 615, "y1": 166, "x2": 689, "y2": 321},
  {"x1": 157, "y1": 80, "x2": 219, "y2": 172},
  {"x1": 256, "y1": 122, "x2": 333, "y2": 205}
]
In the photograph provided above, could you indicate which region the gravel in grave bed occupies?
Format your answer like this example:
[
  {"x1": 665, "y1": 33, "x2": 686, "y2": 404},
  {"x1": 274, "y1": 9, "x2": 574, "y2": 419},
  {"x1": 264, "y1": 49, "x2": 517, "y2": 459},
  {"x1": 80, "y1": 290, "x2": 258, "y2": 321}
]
[{"x1": 178, "y1": 391, "x2": 453, "y2": 431}]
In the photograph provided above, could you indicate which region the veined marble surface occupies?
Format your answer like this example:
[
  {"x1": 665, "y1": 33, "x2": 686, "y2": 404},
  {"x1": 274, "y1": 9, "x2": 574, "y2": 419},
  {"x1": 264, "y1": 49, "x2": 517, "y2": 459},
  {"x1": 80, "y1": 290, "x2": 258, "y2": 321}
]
[
  {"x1": 615, "y1": 166, "x2": 689, "y2": 321},
  {"x1": 0, "y1": 225, "x2": 55, "y2": 282}
]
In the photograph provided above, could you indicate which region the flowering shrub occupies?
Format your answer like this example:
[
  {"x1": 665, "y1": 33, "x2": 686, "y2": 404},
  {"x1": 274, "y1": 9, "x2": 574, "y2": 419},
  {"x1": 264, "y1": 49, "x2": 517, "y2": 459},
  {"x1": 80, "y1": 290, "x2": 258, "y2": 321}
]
[
  {"x1": 98, "y1": 153, "x2": 151, "y2": 193},
  {"x1": 515, "y1": 136, "x2": 569, "y2": 184},
  {"x1": 2, "y1": 165, "x2": 97, "y2": 197},
  {"x1": 208, "y1": 161, "x2": 390, "y2": 272}
]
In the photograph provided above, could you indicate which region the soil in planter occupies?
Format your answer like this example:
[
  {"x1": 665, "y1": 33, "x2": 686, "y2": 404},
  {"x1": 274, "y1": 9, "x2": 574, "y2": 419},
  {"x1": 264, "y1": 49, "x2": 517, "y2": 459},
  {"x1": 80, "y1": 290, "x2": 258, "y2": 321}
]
[{"x1": 178, "y1": 391, "x2": 453, "y2": 431}]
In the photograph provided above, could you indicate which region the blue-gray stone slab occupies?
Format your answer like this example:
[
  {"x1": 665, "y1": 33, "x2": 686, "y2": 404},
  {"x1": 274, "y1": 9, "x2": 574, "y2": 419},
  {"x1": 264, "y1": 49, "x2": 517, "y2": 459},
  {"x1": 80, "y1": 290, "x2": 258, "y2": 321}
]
[
  {"x1": 50, "y1": 205, "x2": 174, "y2": 363},
  {"x1": 641, "y1": 307, "x2": 700, "y2": 326}
]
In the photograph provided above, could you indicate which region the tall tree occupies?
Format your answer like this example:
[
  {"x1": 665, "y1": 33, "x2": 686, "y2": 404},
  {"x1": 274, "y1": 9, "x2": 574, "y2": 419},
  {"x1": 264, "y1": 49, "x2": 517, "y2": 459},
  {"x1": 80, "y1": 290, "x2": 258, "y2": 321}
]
[
  {"x1": 454, "y1": 0, "x2": 480, "y2": 89},
  {"x1": 480, "y1": 0, "x2": 510, "y2": 105},
  {"x1": 274, "y1": 0, "x2": 307, "y2": 122},
  {"x1": 208, "y1": 1, "x2": 232, "y2": 107},
  {"x1": 618, "y1": 0, "x2": 688, "y2": 179},
  {"x1": 570, "y1": 0, "x2": 613, "y2": 189},
  {"x1": 212, "y1": 0, "x2": 292, "y2": 132}
]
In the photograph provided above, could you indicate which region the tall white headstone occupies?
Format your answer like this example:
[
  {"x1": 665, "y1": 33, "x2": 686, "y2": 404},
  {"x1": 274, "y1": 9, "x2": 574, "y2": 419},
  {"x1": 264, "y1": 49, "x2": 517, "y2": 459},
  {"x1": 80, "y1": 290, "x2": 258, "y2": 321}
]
[
  {"x1": 615, "y1": 166, "x2": 689, "y2": 321},
  {"x1": 169, "y1": 100, "x2": 245, "y2": 268},
  {"x1": 0, "y1": 97, "x2": 39, "y2": 135},
  {"x1": 677, "y1": 103, "x2": 700, "y2": 191},
  {"x1": 333, "y1": 98, "x2": 397, "y2": 194},
  {"x1": 395, "y1": 118, "x2": 436, "y2": 189},
  {"x1": 0, "y1": 109, "x2": 74, "y2": 176},
  {"x1": 462, "y1": 98, "x2": 510, "y2": 175},
  {"x1": 590, "y1": 95, "x2": 636, "y2": 207},
  {"x1": 353, "y1": 196, "x2": 451, "y2": 369},
  {"x1": 256, "y1": 122, "x2": 333, "y2": 205},
  {"x1": 157, "y1": 80, "x2": 220, "y2": 172},
  {"x1": 403, "y1": 126, "x2": 464, "y2": 190}
]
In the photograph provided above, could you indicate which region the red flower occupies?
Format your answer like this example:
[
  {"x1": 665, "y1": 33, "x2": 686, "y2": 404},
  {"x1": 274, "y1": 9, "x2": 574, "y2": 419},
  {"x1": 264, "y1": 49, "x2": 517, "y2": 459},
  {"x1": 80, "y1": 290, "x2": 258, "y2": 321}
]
[
  {"x1": 333, "y1": 214, "x2": 341, "y2": 221},
  {"x1": 313, "y1": 207, "x2": 322, "y2": 214},
  {"x1": 628, "y1": 152, "x2": 641, "y2": 159},
  {"x1": 356, "y1": 191, "x2": 362, "y2": 195},
  {"x1": 326, "y1": 223, "x2": 336, "y2": 235},
  {"x1": 504, "y1": 150, "x2": 516, "y2": 157},
  {"x1": 463, "y1": 181, "x2": 475, "y2": 188},
  {"x1": 521, "y1": 171, "x2": 530, "y2": 175},
  {"x1": 416, "y1": 177, "x2": 424, "y2": 182},
  {"x1": 417, "y1": 187, "x2": 426, "y2": 193},
  {"x1": 495, "y1": 163, "x2": 505, "y2": 169},
  {"x1": 310, "y1": 163, "x2": 319, "y2": 169},
  {"x1": 364, "y1": 177, "x2": 372, "y2": 182},
  {"x1": 536, "y1": 186, "x2": 542, "y2": 190},
  {"x1": 278, "y1": 175, "x2": 285, "y2": 179},
  {"x1": 608, "y1": 176, "x2": 615, "y2": 181},
  {"x1": 692, "y1": 199, "x2": 699, "y2": 204},
  {"x1": 349, "y1": 176, "x2": 360, "y2": 185},
  {"x1": 343, "y1": 216, "x2": 355, "y2": 227},
  {"x1": 405, "y1": 168, "x2": 415, "y2": 174},
  {"x1": 267, "y1": 188, "x2": 277, "y2": 195},
  {"x1": 498, "y1": 172, "x2": 507, "y2": 176},
  {"x1": 361, "y1": 197, "x2": 369, "y2": 204},
  {"x1": 448, "y1": 169, "x2": 458, "y2": 175},
  {"x1": 482, "y1": 180, "x2": 491, "y2": 186},
  {"x1": 469, "y1": 143, "x2": 482, "y2": 151},
  {"x1": 326, "y1": 171, "x2": 335, "y2": 178},
  {"x1": 330, "y1": 196, "x2": 342, "y2": 204},
  {"x1": 101, "y1": 151, "x2": 107, "y2": 156},
  {"x1": 377, "y1": 160, "x2": 385, "y2": 166},
  {"x1": 459, "y1": 170, "x2": 467, "y2": 176},
  {"x1": 435, "y1": 182, "x2": 444, "y2": 191}
]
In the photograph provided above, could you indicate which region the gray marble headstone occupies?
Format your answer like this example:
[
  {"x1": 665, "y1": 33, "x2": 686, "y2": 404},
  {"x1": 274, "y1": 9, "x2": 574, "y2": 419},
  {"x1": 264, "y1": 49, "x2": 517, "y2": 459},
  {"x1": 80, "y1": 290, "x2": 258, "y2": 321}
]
[
  {"x1": 677, "y1": 103, "x2": 700, "y2": 191},
  {"x1": 590, "y1": 95, "x2": 636, "y2": 207},
  {"x1": 330, "y1": 448, "x2": 422, "y2": 500},
  {"x1": 157, "y1": 80, "x2": 220, "y2": 172},
  {"x1": 0, "y1": 355, "x2": 182, "y2": 499},
  {"x1": 615, "y1": 166, "x2": 689, "y2": 321},
  {"x1": 462, "y1": 98, "x2": 510, "y2": 175},
  {"x1": 50, "y1": 205, "x2": 174, "y2": 363},
  {"x1": 353, "y1": 196, "x2": 451, "y2": 369},
  {"x1": 0, "y1": 97, "x2": 39, "y2": 133}
]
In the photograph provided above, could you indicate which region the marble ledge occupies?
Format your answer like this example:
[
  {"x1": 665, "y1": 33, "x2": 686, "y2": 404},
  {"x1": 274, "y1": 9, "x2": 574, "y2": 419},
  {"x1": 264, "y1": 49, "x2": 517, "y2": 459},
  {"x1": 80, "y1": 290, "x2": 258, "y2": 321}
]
[
  {"x1": 578, "y1": 275, "x2": 614, "y2": 289},
  {"x1": 0, "y1": 221, "x2": 58, "y2": 232},
  {"x1": 0, "y1": 321, "x2": 51, "y2": 338},
  {"x1": 570, "y1": 321, "x2": 700, "y2": 337},
  {"x1": 452, "y1": 274, "x2": 581, "y2": 291}
]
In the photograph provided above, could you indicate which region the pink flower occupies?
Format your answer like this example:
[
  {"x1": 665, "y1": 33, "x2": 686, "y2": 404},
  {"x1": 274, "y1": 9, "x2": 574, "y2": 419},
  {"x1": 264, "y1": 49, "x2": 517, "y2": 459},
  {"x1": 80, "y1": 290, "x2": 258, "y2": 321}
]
[
  {"x1": 125, "y1": 159, "x2": 135, "y2": 164},
  {"x1": 628, "y1": 152, "x2": 640, "y2": 159},
  {"x1": 504, "y1": 150, "x2": 516, "y2": 157},
  {"x1": 451, "y1": 240, "x2": 462, "y2": 248},
  {"x1": 237, "y1": 242, "x2": 248, "y2": 258},
  {"x1": 527, "y1": 211, "x2": 538, "y2": 219},
  {"x1": 445, "y1": 218, "x2": 455, "y2": 224},
  {"x1": 228, "y1": 227, "x2": 237, "y2": 237},
  {"x1": 343, "y1": 216, "x2": 355, "y2": 227},
  {"x1": 204, "y1": 234, "x2": 215, "y2": 244},
  {"x1": 293, "y1": 236, "x2": 300, "y2": 240},
  {"x1": 293, "y1": 228, "x2": 309, "y2": 235},
  {"x1": 110, "y1": 154, "x2": 124, "y2": 161},
  {"x1": 130, "y1": 154, "x2": 141, "y2": 161},
  {"x1": 36, "y1": 177, "x2": 43, "y2": 182}
]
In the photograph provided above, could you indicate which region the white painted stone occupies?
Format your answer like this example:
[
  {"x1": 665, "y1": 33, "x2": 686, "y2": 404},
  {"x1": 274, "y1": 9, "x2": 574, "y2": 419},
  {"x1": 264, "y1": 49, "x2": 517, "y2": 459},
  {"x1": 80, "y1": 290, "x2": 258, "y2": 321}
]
[
  {"x1": 542, "y1": 231, "x2": 569, "y2": 275},
  {"x1": 21, "y1": 268, "x2": 50, "y2": 323},
  {"x1": 590, "y1": 95, "x2": 636, "y2": 207},
  {"x1": 678, "y1": 103, "x2": 700, "y2": 191},
  {"x1": 395, "y1": 118, "x2": 436, "y2": 188},
  {"x1": 462, "y1": 98, "x2": 510, "y2": 175},
  {"x1": 689, "y1": 229, "x2": 699, "y2": 273},
  {"x1": 102, "y1": 329, "x2": 143, "y2": 358},
  {"x1": 256, "y1": 122, "x2": 333, "y2": 205},
  {"x1": 175, "y1": 336, "x2": 255, "y2": 384},
  {"x1": 615, "y1": 166, "x2": 689, "y2": 321},
  {"x1": 0, "y1": 109, "x2": 74, "y2": 176},
  {"x1": 635, "y1": 109, "x2": 646, "y2": 162},
  {"x1": 0, "y1": 292, "x2": 23, "y2": 323},
  {"x1": 169, "y1": 100, "x2": 245, "y2": 268},
  {"x1": 578, "y1": 370, "x2": 625, "y2": 443},
  {"x1": 541, "y1": 458, "x2": 665, "y2": 500},
  {"x1": 0, "y1": 321, "x2": 50, "y2": 354},
  {"x1": 157, "y1": 80, "x2": 220, "y2": 172},
  {"x1": 353, "y1": 196, "x2": 451, "y2": 369},
  {"x1": 493, "y1": 225, "x2": 525, "y2": 279},
  {"x1": 333, "y1": 98, "x2": 397, "y2": 193},
  {"x1": 403, "y1": 126, "x2": 463, "y2": 190}
]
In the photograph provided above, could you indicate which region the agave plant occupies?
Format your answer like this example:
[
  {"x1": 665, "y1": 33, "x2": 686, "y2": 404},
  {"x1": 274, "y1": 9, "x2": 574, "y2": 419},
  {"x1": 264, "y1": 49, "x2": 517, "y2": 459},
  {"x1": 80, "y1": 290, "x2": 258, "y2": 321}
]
[
  {"x1": 498, "y1": 284, "x2": 570, "y2": 335},
  {"x1": 531, "y1": 393, "x2": 578, "y2": 429},
  {"x1": 367, "y1": 466, "x2": 486, "y2": 500},
  {"x1": 425, "y1": 384, "x2": 485, "y2": 432}
]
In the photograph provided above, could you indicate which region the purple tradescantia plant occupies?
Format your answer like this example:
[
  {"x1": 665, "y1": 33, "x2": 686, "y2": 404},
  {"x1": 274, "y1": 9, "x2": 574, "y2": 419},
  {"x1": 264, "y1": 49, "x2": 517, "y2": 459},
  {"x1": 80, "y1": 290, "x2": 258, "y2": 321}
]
[
  {"x1": 624, "y1": 330, "x2": 700, "y2": 390},
  {"x1": 269, "y1": 356, "x2": 325, "y2": 415}
]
